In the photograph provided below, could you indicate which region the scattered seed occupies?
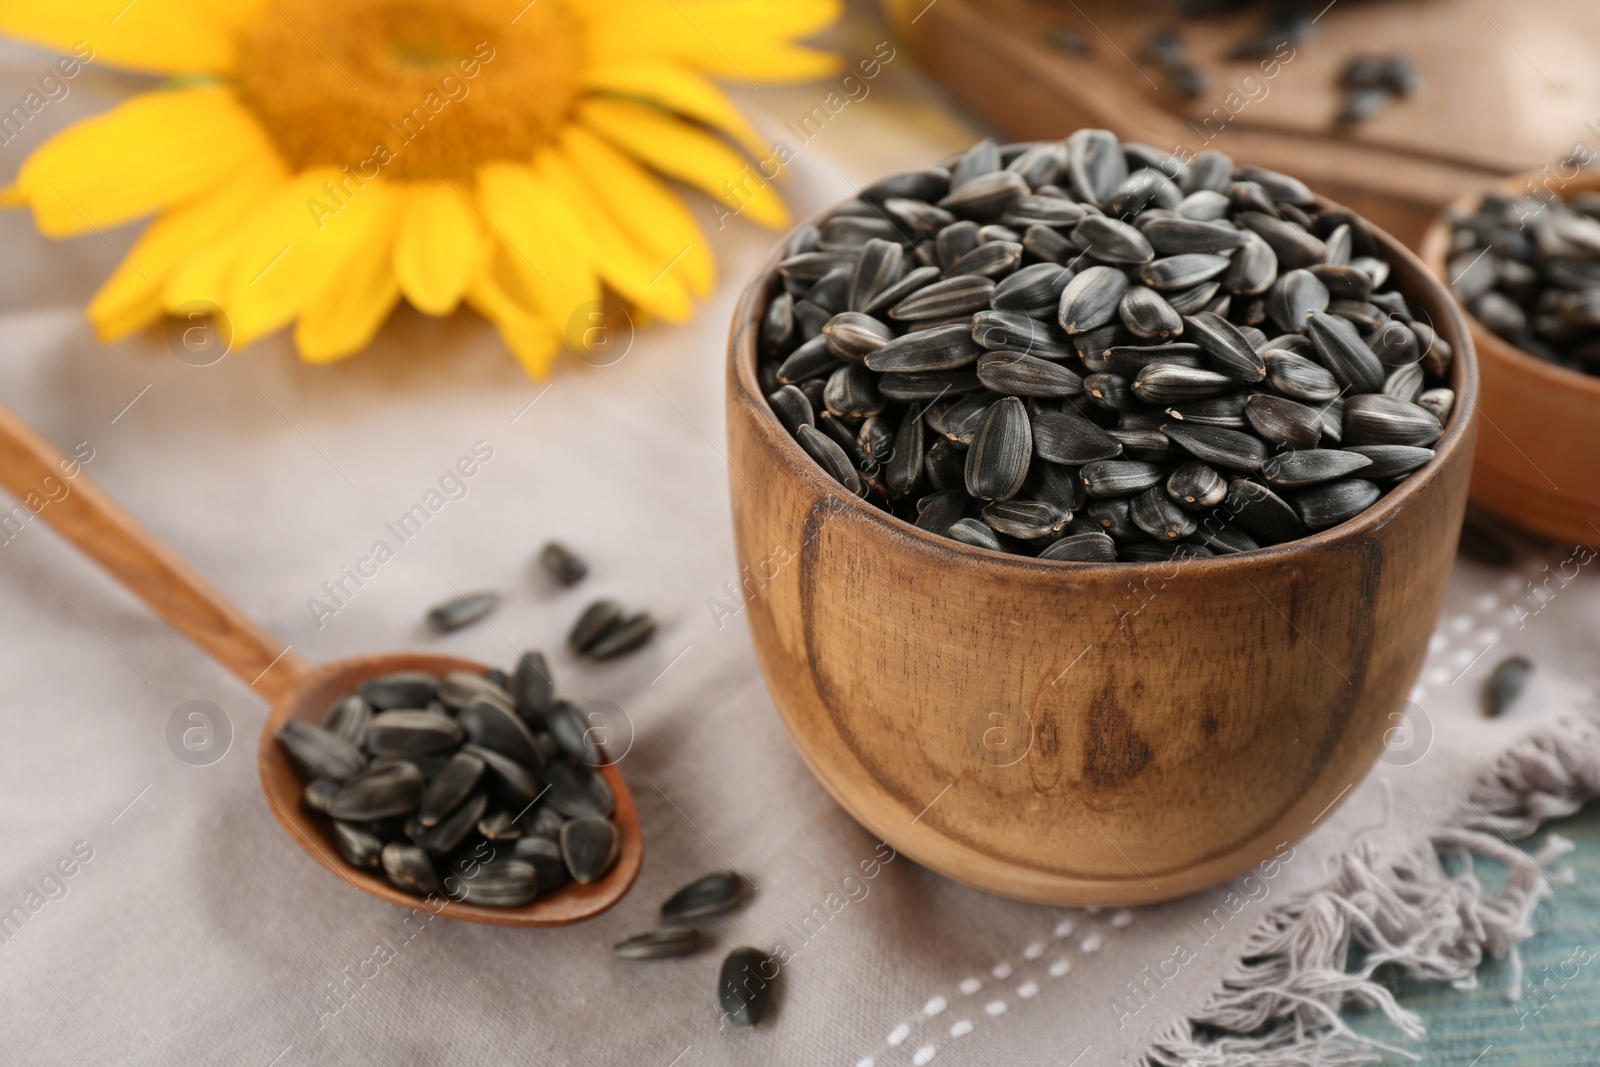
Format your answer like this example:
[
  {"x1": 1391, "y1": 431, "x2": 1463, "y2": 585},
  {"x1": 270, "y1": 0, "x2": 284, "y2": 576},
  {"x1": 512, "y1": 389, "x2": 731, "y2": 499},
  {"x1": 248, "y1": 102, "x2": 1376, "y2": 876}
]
[{"x1": 1483, "y1": 655, "x2": 1533, "y2": 717}]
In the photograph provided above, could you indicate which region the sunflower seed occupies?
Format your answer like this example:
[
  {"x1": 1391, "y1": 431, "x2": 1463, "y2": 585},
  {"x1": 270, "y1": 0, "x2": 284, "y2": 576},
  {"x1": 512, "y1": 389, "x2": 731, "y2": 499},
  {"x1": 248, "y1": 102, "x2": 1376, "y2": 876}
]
[
  {"x1": 1115, "y1": 286, "x2": 1181, "y2": 340},
  {"x1": 1103, "y1": 343, "x2": 1202, "y2": 377},
  {"x1": 1058, "y1": 266, "x2": 1131, "y2": 333},
  {"x1": 319, "y1": 695, "x2": 372, "y2": 747},
  {"x1": 381, "y1": 842, "x2": 440, "y2": 894},
  {"x1": 1343, "y1": 445, "x2": 1434, "y2": 479},
  {"x1": 1175, "y1": 189, "x2": 1231, "y2": 221},
  {"x1": 330, "y1": 761, "x2": 425, "y2": 820},
  {"x1": 1037, "y1": 530, "x2": 1117, "y2": 561},
  {"x1": 992, "y1": 262, "x2": 1074, "y2": 312},
  {"x1": 1080, "y1": 459, "x2": 1165, "y2": 498},
  {"x1": 975, "y1": 352, "x2": 1083, "y2": 397},
  {"x1": 1306, "y1": 311, "x2": 1385, "y2": 393},
  {"x1": 1244, "y1": 393, "x2": 1324, "y2": 450},
  {"x1": 1001, "y1": 195, "x2": 1086, "y2": 230},
  {"x1": 1107, "y1": 427, "x2": 1169, "y2": 462},
  {"x1": 1184, "y1": 311, "x2": 1266, "y2": 382},
  {"x1": 1224, "y1": 478, "x2": 1308, "y2": 543},
  {"x1": 1483, "y1": 656, "x2": 1533, "y2": 717},
  {"x1": 824, "y1": 363, "x2": 885, "y2": 418},
  {"x1": 938, "y1": 170, "x2": 1030, "y2": 220},
  {"x1": 1083, "y1": 372, "x2": 1135, "y2": 410},
  {"x1": 359, "y1": 671, "x2": 438, "y2": 710},
  {"x1": 1029, "y1": 410, "x2": 1120, "y2": 464},
  {"x1": 778, "y1": 250, "x2": 856, "y2": 283},
  {"x1": 719, "y1": 946, "x2": 776, "y2": 1028},
  {"x1": 462, "y1": 743, "x2": 542, "y2": 809},
  {"x1": 509, "y1": 834, "x2": 569, "y2": 886},
  {"x1": 965, "y1": 397, "x2": 1031, "y2": 501},
  {"x1": 1076, "y1": 215, "x2": 1155, "y2": 264},
  {"x1": 362, "y1": 711, "x2": 461, "y2": 759},
  {"x1": 1416, "y1": 387, "x2": 1454, "y2": 424},
  {"x1": 949, "y1": 240, "x2": 1024, "y2": 277},
  {"x1": 1342, "y1": 394, "x2": 1443, "y2": 446},
  {"x1": 1264, "y1": 349, "x2": 1342, "y2": 401},
  {"x1": 589, "y1": 613, "x2": 657, "y2": 660},
  {"x1": 1131, "y1": 363, "x2": 1237, "y2": 404},
  {"x1": 568, "y1": 599, "x2": 623, "y2": 653},
  {"x1": 775, "y1": 335, "x2": 841, "y2": 385},
  {"x1": 890, "y1": 276, "x2": 995, "y2": 323},
  {"x1": 977, "y1": 499, "x2": 1067, "y2": 539},
  {"x1": 409, "y1": 791, "x2": 487, "y2": 856},
  {"x1": 1142, "y1": 217, "x2": 1249, "y2": 256},
  {"x1": 1066, "y1": 128, "x2": 1127, "y2": 206},
  {"x1": 886, "y1": 407, "x2": 926, "y2": 499},
  {"x1": 1382, "y1": 362, "x2": 1425, "y2": 402},
  {"x1": 1108, "y1": 169, "x2": 1183, "y2": 215},
  {"x1": 822, "y1": 312, "x2": 893, "y2": 364},
  {"x1": 662, "y1": 871, "x2": 748, "y2": 920},
  {"x1": 862, "y1": 168, "x2": 951, "y2": 204},
  {"x1": 615, "y1": 926, "x2": 703, "y2": 960},
  {"x1": 1164, "y1": 391, "x2": 1250, "y2": 429},
  {"x1": 945, "y1": 516, "x2": 1001, "y2": 550},
  {"x1": 1223, "y1": 231, "x2": 1278, "y2": 296},
  {"x1": 795, "y1": 425, "x2": 866, "y2": 496},
  {"x1": 561, "y1": 816, "x2": 620, "y2": 884},
  {"x1": 973, "y1": 310, "x2": 1071, "y2": 357},
  {"x1": 1293, "y1": 479, "x2": 1381, "y2": 529},
  {"x1": 1131, "y1": 485, "x2": 1198, "y2": 541},
  {"x1": 304, "y1": 778, "x2": 341, "y2": 814},
  {"x1": 1166, "y1": 461, "x2": 1228, "y2": 509},
  {"x1": 422, "y1": 590, "x2": 498, "y2": 633},
  {"x1": 1181, "y1": 151, "x2": 1233, "y2": 194},
  {"x1": 1266, "y1": 269, "x2": 1330, "y2": 334},
  {"x1": 418, "y1": 752, "x2": 486, "y2": 827},
  {"x1": 459, "y1": 698, "x2": 543, "y2": 770},
  {"x1": 1259, "y1": 448, "x2": 1373, "y2": 489},
  {"x1": 1163, "y1": 422, "x2": 1266, "y2": 470},
  {"x1": 332, "y1": 821, "x2": 384, "y2": 869}
]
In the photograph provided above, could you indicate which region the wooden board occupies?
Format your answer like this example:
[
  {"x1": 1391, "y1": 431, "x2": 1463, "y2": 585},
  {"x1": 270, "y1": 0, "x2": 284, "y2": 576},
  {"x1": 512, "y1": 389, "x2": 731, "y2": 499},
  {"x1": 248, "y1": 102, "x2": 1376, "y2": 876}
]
[{"x1": 885, "y1": 0, "x2": 1600, "y2": 245}]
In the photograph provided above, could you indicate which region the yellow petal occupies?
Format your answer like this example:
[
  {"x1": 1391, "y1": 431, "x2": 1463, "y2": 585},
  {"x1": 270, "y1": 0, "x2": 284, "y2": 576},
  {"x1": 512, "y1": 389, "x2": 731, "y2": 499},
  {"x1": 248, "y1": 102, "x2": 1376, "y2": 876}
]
[
  {"x1": 578, "y1": 98, "x2": 789, "y2": 230},
  {"x1": 594, "y1": 0, "x2": 843, "y2": 81},
  {"x1": 536, "y1": 149, "x2": 692, "y2": 324},
  {"x1": 89, "y1": 160, "x2": 288, "y2": 341},
  {"x1": 466, "y1": 249, "x2": 563, "y2": 379},
  {"x1": 0, "y1": 0, "x2": 262, "y2": 75},
  {"x1": 583, "y1": 59, "x2": 769, "y2": 157},
  {"x1": 392, "y1": 180, "x2": 482, "y2": 316},
  {"x1": 475, "y1": 162, "x2": 598, "y2": 335},
  {"x1": 560, "y1": 126, "x2": 713, "y2": 297},
  {"x1": 13, "y1": 87, "x2": 278, "y2": 236},
  {"x1": 223, "y1": 169, "x2": 396, "y2": 347},
  {"x1": 295, "y1": 195, "x2": 403, "y2": 362}
]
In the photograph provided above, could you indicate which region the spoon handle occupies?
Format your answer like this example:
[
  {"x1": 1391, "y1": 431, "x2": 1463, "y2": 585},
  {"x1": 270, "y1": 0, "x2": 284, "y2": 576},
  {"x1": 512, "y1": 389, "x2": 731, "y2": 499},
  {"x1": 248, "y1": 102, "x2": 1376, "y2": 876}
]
[{"x1": 0, "y1": 402, "x2": 308, "y2": 701}]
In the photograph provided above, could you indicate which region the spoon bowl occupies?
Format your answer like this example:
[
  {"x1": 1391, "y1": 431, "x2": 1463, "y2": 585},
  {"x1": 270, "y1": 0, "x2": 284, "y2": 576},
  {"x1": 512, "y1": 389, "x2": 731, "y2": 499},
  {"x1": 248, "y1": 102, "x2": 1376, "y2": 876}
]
[{"x1": 0, "y1": 404, "x2": 641, "y2": 926}]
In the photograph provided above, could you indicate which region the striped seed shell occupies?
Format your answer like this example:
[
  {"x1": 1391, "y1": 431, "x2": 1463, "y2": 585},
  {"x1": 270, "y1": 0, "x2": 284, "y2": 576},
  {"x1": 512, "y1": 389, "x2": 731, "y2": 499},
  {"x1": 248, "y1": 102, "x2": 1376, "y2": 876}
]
[
  {"x1": 329, "y1": 761, "x2": 425, "y2": 821},
  {"x1": 823, "y1": 363, "x2": 885, "y2": 418},
  {"x1": 1032, "y1": 409, "x2": 1123, "y2": 464},
  {"x1": 1119, "y1": 285, "x2": 1183, "y2": 339},
  {"x1": 1066, "y1": 128, "x2": 1127, "y2": 206},
  {"x1": 914, "y1": 490, "x2": 970, "y2": 533},
  {"x1": 950, "y1": 139, "x2": 1000, "y2": 185},
  {"x1": 1084, "y1": 372, "x2": 1135, "y2": 410},
  {"x1": 993, "y1": 262, "x2": 1074, "y2": 312},
  {"x1": 1224, "y1": 231, "x2": 1278, "y2": 295},
  {"x1": 1416, "y1": 387, "x2": 1454, "y2": 424},
  {"x1": 1235, "y1": 165, "x2": 1314, "y2": 205},
  {"x1": 890, "y1": 275, "x2": 996, "y2": 321},
  {"x1": 1108, "y1": 168, "x2": 1183, "y2": 215},
  {"x1": 795, "y1": 424, "x2": 867, "y2": 496},
  {"x1": 1244, "y1": 393, "x2": 1324, "y2": 450},
  {"x1": 1138, "y1": 253, "x2": 1234, "y2": 292},
  {"x1": 1223, "y1": 478, "x2": 1308, "y2": 543},
  {"x1": 862, "y1": 265, "x2": 941, "y2": 316},
  {"x1": 1006, "y1": 141, "x2": 1068, "y2": 188},
  {"x1": 1382, "y1": 362, "x2": 1425, "y2": 402},
  {"x1": 767, "y1": 385, "x2": 814, "y2": 435},
  {"x1": 1058, "y1": 266, "x2": 1132, "y2": 334},
  {"x1": 1267, "y1": 269, "x2": 1330, "y2": 333},
  {"x1": 1259, "y1": 448, "x2": 1373, "y2": 488},
  {"x1": 1176, "y1": 187, "x2": 1231, "y2": 219},
  {"x1": 823, "y1": 312, "x2": 893, "y2": 363},
  {"x1": 1341, "y1": 394, "x2": 1443, "y2": 446},
  {"x1": 1080, "y1": 459, "x2": 1165, "y2": 498},
  {"x1": 1293, "y1": 478, "x2": 1381, "y2": 529},
  {"x1": 965, "y1": 397, "x2": 1032, "y2": 501},
  {"x1": 1075, "y1": 215, "x2": 1155, "y2": 265},
  {"x1": 1162, "y1": 422, "x2": 1267, "y2": 470},
  {"x1": 950, "y1": 240, "x2": 1024, "y2": 277},
  {"x1": 1344, "y1": 444, "x2": 1434, "y2": 479},
  {"x1": 777, "y1": 250, "x2": 855, "y2": 283},
  {"x1": 1105, "y1": 342, "x2": 1204, "y2": 377},
  {"x1": 936, "y1": 392, "x2": 998, "y2": 445},
  {"x1": 1307, "y1": 311, "x2": 1386, "y2": 393},
  {"x1": 418, "y1": 752, "x2": 485, "y2": 827},
  {"x1": 1164, "y1": 391, "x2": 1249, "y2": 429},
  {"x1": 1107, "y1": 426, "x2": 1169, "y2": 462},
  {"x1": 381, "y1": 843, "x2": 440, "y2": 894},
  {"x1": 885, "y1": 406, "x2": 926, "y2": 499},
  {"x1": 1309, "y1": 263, "x2": 1372, "y2": 302},
  {"x1": 878, "y1": 370, "x2": 982, "y2": 402},
  {"x1": 1087, "y1": 497, "x2": 1140, "y2": 539},
  {"x1": 1165, "y1": 460, "x2": 1227, "y2": 509},
  {"x1": 882, "y1": 197, "x2": 954, "y2": 238},
  {"x1": 1264, "y1": 349, "x2": 1342, "y2": 402},
  {"x1": 867, "y1": 323, "x2": 981, "y2": 372},
  {"x1": 1131, "y1": 363, "x2": 1238, "y2": 404},
  {"x1": 775, "y1": 335, "x2": 840, "y2": 384},
  {"x1": 1165, "y1": 280, "x2": 1223, "y2": 314},
  {"x1": 1030, "y1": 459, "x2": 1087, "y2": 511},
  {"x1": 320, "y1": 694, "x2": 372, "y2": 746},
  {"x1": 938, "y1": 170, "x2": 1030, "y2": 221},
  {"x1": 976, "y1": 351, "x2": 1084, "y2": 397},
  {"x1": 279, "y1": 721, "x2": 367, "y2": 781},
  {"x1": 1039, "y1": 531, "x2": 1118, "y2": 561},
  {"x1": 1184, "y1": 311, "x2": 1267, "y2": 382},
  {"x1": 1142, "y1": 217, "x2": 1250, "y2": 256},
  {"x1": 981, "y1": 499, "x2": 1071, "y2": 539},
  {"x1": 1369, "y1": 319, "x2": 1422, "y2": 369},
  {"x1": 948, "y1": 517, "x2": 1004, "y2": 550},
  {"x1": 1131, "y1": 485, "x2": 1198, "y2": 541},
  {"x1": 663, "y1": 871, "x2": 748, "y2": 920},
  {"x1": 972, "y1": 310, "x2": 1072, "y2": 357},
  {"x1": 1238, "y1": 211, "x2": 1326, "y2": 269},
  {"x1": 365, "y1": 711, "x2": 463, "y2": 758},
  {"x1": 1022, "y1": 222, "x2": 1075, "y2": 264}
]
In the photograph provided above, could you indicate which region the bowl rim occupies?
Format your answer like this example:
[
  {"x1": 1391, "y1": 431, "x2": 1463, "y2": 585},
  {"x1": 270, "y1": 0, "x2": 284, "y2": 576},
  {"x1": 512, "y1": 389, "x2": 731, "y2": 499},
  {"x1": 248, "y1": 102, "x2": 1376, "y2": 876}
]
[
  {"x1": 731, "y1": 182, "x2": 1479, "y2": 575},
  {"x1": 1418, "y1": 168, "x2": 1600, "y2": 399}
]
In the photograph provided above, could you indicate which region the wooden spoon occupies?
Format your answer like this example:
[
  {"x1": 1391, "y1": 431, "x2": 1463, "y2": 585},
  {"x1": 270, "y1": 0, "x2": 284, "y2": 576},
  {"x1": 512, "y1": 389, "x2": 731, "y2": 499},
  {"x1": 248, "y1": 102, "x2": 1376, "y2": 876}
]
[{"x1": 0, "y1": 403, "x2": 641, "y2": 926}]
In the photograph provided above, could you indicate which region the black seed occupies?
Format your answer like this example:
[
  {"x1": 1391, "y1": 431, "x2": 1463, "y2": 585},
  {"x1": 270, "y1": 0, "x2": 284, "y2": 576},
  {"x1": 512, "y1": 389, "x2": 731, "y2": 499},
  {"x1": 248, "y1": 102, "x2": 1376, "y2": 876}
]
[
  {"x1": 1224, "y1": 478, "x2": 1308, "y2": 543},
  {"x1": 1184, "y1": 311, "x2": 1266, "y2": 382},
  {"x1": 1483, "y1": 656, "x2": 1533, "y2": 717},
  {"x1": 561, "y1": 815, "x2": 621, "y2": 884},
  {"x1": 1039, "y1": 531, "x2": 1118, "y2": 561},
  {"x1": 418, "y1": 752, "x2": 486, "y2": 827},
  {"x1": 381, "y1": 843, "x2": 440, "y2": 895},
  {"x1": 359, "y1": 671, "x2": 438, "y2": 710},
  {"x1": 569, "y1": 599, "x2": 624, "y2": 653},
  {"x1": 1131, "y1": 485, "x2": 1198, "y2": 540},
  {"x1": 1166, "y1": 461, "x2": 1227, "y2": 509},
  {"x1": 1307, "y1": 311, "x2": 1385, "y2": 393},
  {"x1": 1244, "y1": 393, "x2": 1324, "y2": 450},
  {"x1": 589, "y1": 614, "x2": 657, "y2": 660},
  {"x1": 1344, "y1": 445, "x2": 1434, "y2": 480},
  {"x1": 1162, "y1": 422, "x2": 1267, "y2": 470},
  {"x1": 1080, "y1": 459, "x2": 1165, "y2": 498},
  {"x1": 332, "y1": 821, "x2": 384, "y2": 869},
  {"x1": 976, "y1": 351, "x2": 1084, "y2": 397},
  {"x1": 1058, "y1": 266, "x2": 1131, "y2": 334},
  {"x1": 719, "y1": 946, "x2": 776, "y2": 1028},
  {"x1": 1293, "y1": 479, "x2": 1382, "y2": 529},
  {"x1": 663, "y1": 871, "x2": 748, "y2": 920},
  {"x1": 615, "y1": 926, "x2": 703, "y2": 960},
  {"x1": 965, "y1": 397, "x2": 1032, "y2": 501},
  {"x1": 330, "y1": 761, "x2": 425, "y2": 821}
]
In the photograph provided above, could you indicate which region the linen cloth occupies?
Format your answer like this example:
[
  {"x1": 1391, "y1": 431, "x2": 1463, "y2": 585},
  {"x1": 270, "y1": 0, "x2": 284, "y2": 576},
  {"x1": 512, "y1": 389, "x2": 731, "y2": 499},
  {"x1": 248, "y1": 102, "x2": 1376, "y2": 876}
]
[{"x1": 1, "y1": 14, "x2": 1596, "y2": 1067}]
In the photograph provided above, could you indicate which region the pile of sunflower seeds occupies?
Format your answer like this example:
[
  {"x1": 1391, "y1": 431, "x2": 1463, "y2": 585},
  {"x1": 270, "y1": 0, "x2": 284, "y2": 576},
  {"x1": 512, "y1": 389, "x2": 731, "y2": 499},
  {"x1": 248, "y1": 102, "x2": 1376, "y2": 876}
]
[
  {"x1": 1448, "y1": 192, "x2": 1600, "y2": 376},
  {"x1": 757, "y1": 131, "x2": 1454, "y2": 561},
  {"x1": 278, "y1": 652, "x2": 620, "y2": 906}
]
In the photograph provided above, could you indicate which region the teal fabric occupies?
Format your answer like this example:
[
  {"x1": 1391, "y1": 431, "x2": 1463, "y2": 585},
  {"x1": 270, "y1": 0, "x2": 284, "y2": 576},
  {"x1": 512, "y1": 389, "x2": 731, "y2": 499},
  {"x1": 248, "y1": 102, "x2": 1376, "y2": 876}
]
[{"x1": 1352, "y1": 801, "x2": 1600, "y2": 1064}]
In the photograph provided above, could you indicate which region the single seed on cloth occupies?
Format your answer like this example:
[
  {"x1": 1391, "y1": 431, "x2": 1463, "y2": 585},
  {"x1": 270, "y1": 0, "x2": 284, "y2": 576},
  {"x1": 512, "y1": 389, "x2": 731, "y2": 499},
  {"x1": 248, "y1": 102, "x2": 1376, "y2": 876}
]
[
  {"x1": 538, "y1": 542, "x2": 587, "y2": 587},
  {"x1": 512, "y1": 651, "x2": 555, "y2": 718},
  {"x1": 426, "y1": 591, "x2": 499, "y2": 633},
  {"x1": 662, "y1": 871, "x2": 749, "y2": 920},
  {"x1": 719, "y1": 947, "x2": 777, "y2": 1028},
  {"x1": 1483, "y1": 656, "x2": 1533, "y2": 717},
  {"x1": 615, "y1": 926, "x2": 703, "y2": 960},
  {"x1": 588, "y1": 614, "x2": 657, "y2": 660}
]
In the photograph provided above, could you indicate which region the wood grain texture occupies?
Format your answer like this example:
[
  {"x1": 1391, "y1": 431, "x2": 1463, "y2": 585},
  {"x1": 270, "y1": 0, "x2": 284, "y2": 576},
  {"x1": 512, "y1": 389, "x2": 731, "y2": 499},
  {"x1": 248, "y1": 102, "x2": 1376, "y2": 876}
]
[
  {"x1": 726, "y1": 206, "x2": 1479, "y2": 906},
  {"x1": 0, "y1": 404, "x2": 641, "y2": 926},
  {"x1": 1419, "y1": 172, "x2": 1600, "y2": 545},
  {"x1": 883, "y1": 0, "x2": 1600, "y2": 246}
]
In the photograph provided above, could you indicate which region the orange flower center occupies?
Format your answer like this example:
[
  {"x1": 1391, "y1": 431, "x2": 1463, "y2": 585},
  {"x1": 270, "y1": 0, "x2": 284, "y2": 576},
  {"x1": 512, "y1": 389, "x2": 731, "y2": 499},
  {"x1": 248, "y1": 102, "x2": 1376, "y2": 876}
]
[{"x1": 234, "y1": 0, "x2": 584, "y2": 179}]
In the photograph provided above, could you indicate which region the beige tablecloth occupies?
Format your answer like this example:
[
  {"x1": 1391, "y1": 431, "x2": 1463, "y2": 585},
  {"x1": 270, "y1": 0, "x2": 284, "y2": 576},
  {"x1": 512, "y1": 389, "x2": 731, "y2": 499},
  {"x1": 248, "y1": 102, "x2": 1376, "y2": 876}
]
[{"x1": 2, "y1": 12, "x2": 1598, "y2": 1067}]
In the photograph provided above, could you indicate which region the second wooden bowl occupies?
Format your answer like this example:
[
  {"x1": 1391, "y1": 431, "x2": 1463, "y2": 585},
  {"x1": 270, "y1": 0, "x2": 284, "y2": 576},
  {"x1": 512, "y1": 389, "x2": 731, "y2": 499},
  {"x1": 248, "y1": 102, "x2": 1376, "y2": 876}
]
[
  {"x1": 1419, "y1": 172, "x2": 1600, "y2": 545},
  {"x1": 727, "y1": 204, "x2": 1478, "y2": 906}
]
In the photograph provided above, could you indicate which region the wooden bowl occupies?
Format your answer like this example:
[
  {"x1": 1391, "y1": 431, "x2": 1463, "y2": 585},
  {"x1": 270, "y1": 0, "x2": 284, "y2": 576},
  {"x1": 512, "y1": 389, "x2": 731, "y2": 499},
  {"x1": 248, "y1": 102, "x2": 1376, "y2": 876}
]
[
  {"x1": 726, "y1": 204, "x2": 1478, "y2": 906},
  {"x1": 1419, "y1": 172, "x2": 1600, "y2": 545}
]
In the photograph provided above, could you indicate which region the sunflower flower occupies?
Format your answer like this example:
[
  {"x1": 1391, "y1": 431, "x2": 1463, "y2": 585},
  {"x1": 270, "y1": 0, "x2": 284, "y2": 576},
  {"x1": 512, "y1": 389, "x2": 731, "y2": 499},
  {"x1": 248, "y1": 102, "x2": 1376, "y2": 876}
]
[{"x1": 0, "y1": 0, "x2": 839, "y2": 374}]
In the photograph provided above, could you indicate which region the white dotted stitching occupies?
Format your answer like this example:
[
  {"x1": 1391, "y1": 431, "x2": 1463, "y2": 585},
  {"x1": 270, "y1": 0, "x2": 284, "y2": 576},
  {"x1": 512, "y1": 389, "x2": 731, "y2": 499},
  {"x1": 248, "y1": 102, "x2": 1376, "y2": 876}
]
[
  {"x1": 923, "y1": 996, "x2": 946, "y2": 1017},
  {"x1": 913, "y1": 1046, "x2": 936, "y2": 1065},
  {"x1": 984, "y1": 1000, "x2": 1008, "y2": 1016}
]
